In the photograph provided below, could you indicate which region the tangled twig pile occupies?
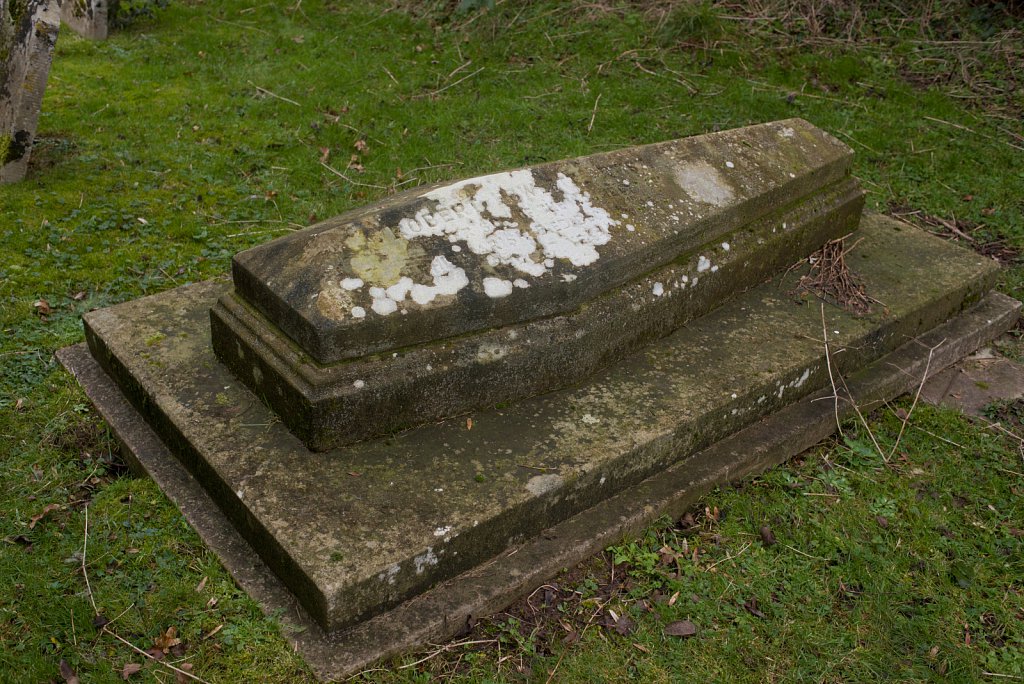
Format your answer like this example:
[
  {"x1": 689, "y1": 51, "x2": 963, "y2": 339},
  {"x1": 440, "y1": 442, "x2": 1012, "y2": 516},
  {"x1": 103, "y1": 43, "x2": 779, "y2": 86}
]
[{"x1": 794, "y1": 236, "x2": 874, "y2": 314}]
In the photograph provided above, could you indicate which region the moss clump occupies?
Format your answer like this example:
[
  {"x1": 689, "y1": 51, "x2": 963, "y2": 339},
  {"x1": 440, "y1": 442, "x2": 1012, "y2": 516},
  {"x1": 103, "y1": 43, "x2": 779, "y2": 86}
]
[{"x1": 0, "y1": 134, "x2": 11, "y2": 166}]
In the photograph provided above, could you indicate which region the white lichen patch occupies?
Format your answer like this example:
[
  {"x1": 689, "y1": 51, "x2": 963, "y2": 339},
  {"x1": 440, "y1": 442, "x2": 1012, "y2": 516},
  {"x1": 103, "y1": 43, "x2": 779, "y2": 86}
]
[
  {"x1": 477, "y1": 342, "x2": 508, "y2": 363},
  {"x1": 721, "y1": 242, "x2": 730, "y2": 251},
  {"x1": 652, "y1": 282, "x2": 664, "y2": 297},
  {"x1": 341, "y1": 277, "x2": 364, "y2": 290},
  {"x1": 414, "y1": 547, "x2": 440, "y2": 574},
  {"x1": 697, "y1": 255, "x2": 712, "y2": 272},
  {"x1": 398, "y1": 169, "x2": 618, "y2": 279},
  {"x1": 353, "y1": 379, "x2": 365, "y2": 389},
  {"x1": 364, "y1": 255, "x2": 470, "y2": 315},
  {"x1": 581, "y1": 413, "x2": 600, "y2": 425},
  {"x1": 674, "y1": 160, "x2": 736, "y2": 208},
  {"x1": 433, "y1": 525, "x2": 453, "y2": 537},
  {"x1": 378, "y1": 563, "x2": 400, "y2": 585},
  {"x1": 776, "y1": 367, "x2": 813, "y2": 398},
  {"x1": 483, "y1": 277, "x2": 514, "y2": 298},
  {"x1": 526, "y1": 473, "x2": 563, "y2": 497}
]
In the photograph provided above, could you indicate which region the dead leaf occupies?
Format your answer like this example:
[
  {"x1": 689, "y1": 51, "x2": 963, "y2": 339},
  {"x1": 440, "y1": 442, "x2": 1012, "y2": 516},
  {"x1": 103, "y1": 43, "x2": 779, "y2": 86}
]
[
  {"x1": 206, "y1": 597, "x2": 218, "y2": 609},
  {"x1": 759, "y1": 525, "x2": 777, "y2": 546},
  {"x1": 876, "y1": 515, "x2": 889, "y2": 529},
  {"x1": 145, "y1": 647, "x2": 165, "y2": 662},
  {"x1": 632, "y1": 642, "x2": 650, "y2": 653},
  {"x1": 4, "y1": 534, "x2": 32, "y2": 548},
  {"x1": 72, "y1": 291, "x2": 87, "y2": 301},
  {"x1": 29, "y1": 503, "x2": 60, "y2": 529},
  {"x1": 664, "y1": 620, "x2": 697, "y2": 638},
  {"x1": 668, "y1": 590, "x2": 679, "y2": 606},
  {"x1": 203, "y1": 624, "x2": 224, "y2": 640},
  {"x1": 744, "y1": 597, "x2": 766, "y2": 619},
  {"x1": 354, "y1": 139, "x2": 369, "y2": 153},
  {"x1": 15, "y1": 398, "x2": 24, "y2": 411},
  {"x1": 92, "y1": 614, "x2": 110, "y2": 630},
  {"x1": 121, "y1": 662, "x2": 143, "y2": 679},
  {"x1": 34, "y1": 299, "x2": 52, "y2": 316},
  {"x1": 466, "y1": 417, "x2": 473, "y2": 430},
  {"x1": 292, "y1": 34, "x2": 304, "y2": 43},
  {"x1": 319, "y1": 147, "x2": 330, "y2": 163},
  {"x1": 195, "y1": 576, "x2": 207, "y2": 593},
  {"x1": 175, "y1": 662, "x2": 194, "y2": 684},
  {"x1": 613, "y1": 614, "x2": 635, "y2": 636},
  {"x1": 154, "y1": 626, "x2": 181, "y2": 653},
  {"x1": 60, "y1": 659, "x2": 80, "y2": 683}
]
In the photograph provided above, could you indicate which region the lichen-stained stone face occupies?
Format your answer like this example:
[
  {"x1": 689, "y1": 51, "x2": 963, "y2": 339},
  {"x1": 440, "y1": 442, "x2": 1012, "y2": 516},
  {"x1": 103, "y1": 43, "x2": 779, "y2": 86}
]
[
  {"x1": 228, "y1": 118, "x2": 853, "y2": 363},
  {"x1": 61, "y1": 0, "x2": 109, "y2": 41},
  {"x1": 0, "y1": 0, "x2": 61, "y2": 183}
]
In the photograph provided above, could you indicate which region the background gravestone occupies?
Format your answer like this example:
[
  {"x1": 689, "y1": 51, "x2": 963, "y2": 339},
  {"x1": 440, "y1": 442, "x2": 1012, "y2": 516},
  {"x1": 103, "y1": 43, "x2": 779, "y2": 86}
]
[
  {"x1": 61, "y1": 0, "x2": 106, "y2": 39},
  {"x1": 0, "y1": 0, "x2": 61, "y2": 183}
]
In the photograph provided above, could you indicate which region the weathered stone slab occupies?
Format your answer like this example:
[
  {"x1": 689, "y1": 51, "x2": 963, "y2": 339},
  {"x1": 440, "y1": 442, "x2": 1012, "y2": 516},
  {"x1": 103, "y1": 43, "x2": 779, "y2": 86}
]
[
  {"x1": 213, "y1": 119, "x2": 863, "y2": 450},
  {"x1": 921, "y1": 348, "x2": 1024, "y2": 415},
  {"x1": 1, "y1": 0, "x2": 60, "y2": 183},
  {"x1": 82, "y1": 215, "x2": 999, "y2": 632},
  {"x1": 61, "y1": 0, "x2": 107, "y2": 40},
  {"x1": 227, "y1": 119, "x2": 852, "y2": 363},
  {"x1": 59, "y1": 290, "x2": 1021, "y2": 680}
]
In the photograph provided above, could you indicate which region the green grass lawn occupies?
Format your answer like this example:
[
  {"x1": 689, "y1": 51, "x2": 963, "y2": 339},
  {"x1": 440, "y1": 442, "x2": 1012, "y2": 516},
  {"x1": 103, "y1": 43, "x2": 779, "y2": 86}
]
[{"x1": 2, "y1": 0, "x2": 1022, "y2": 681}]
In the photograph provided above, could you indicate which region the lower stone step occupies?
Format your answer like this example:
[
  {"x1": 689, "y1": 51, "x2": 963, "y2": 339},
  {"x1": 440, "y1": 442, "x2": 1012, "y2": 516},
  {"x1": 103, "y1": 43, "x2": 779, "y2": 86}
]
[
  {"x1": 72, "y1": 213, "x2": 1006, "y2": 641},
  {"x1": 60, "y1": 288, "x2": 1018, "y2": 680}
]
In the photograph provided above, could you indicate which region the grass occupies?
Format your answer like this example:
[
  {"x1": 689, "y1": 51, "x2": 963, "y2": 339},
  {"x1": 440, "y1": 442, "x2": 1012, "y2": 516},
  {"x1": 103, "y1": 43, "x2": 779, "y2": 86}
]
[{"x1": 1, "y1": 0, "x2": 1022, "y2": 681}]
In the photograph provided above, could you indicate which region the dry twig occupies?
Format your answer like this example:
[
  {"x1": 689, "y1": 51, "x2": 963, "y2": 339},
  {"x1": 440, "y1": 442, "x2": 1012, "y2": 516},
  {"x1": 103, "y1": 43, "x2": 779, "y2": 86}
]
[{"x1": 795, "y1": 237, "x2": 874, "y2": 314}]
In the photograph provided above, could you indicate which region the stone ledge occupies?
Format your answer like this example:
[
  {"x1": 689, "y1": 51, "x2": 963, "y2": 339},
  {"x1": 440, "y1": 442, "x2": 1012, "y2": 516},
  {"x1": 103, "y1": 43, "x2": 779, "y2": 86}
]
[{"x1": 59, "y1": 291, "x2": 1020, "y2": 680}]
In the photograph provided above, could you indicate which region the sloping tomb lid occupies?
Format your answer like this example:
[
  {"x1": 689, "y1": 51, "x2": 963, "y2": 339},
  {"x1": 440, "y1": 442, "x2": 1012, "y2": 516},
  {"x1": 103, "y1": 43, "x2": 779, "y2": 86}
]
[{"x1": 228, "y1": 118, "x2": 852, "y2": 364}]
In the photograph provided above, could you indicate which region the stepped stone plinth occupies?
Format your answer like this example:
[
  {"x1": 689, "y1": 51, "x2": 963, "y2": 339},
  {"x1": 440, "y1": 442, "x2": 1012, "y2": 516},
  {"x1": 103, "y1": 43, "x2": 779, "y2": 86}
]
[{"x1": 60, "y1": 119, "x2": 1016, "y2": 679}]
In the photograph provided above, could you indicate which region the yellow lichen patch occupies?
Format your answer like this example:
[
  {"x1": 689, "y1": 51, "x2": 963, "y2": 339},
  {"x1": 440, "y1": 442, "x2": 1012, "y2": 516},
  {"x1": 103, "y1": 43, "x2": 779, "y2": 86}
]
[
  {"x1": 349, "y1": 227, "x2": 420, "y2": 286},
  {"x1": 316, "y1": 283, "x2": 354, "y2": 320}
]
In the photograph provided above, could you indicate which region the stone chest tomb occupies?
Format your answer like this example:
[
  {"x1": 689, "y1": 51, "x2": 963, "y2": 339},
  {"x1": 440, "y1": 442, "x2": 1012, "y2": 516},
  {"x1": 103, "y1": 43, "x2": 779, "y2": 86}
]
[
  {"x1": 61, "y1": 118, "x2": 1017, "y2": 678},
  {"x1": 212, "y1": 119, "x2": 862, "y2": 450}
]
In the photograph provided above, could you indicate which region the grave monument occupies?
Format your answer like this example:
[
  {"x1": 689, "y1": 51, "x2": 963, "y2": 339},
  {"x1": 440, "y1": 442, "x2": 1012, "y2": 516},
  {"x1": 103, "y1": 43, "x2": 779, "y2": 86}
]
[
  {"x1": 1, "y1": 0, "x2": 61, "y2": 183},
  {"x1": 60, "y1": 118, "x2": 1019, "y2": 678},
  {"x1": 61, "y1": 0, "x2": 107, "y2": 40}
]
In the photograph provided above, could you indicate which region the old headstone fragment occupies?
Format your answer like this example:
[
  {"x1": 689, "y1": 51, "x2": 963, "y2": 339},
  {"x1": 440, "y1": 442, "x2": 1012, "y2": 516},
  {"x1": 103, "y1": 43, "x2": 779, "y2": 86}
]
[
  {"x1": 1, "y1": 0, "x2": 61, "y2": 183},
  {"x1": 61, "y1": 0, "x2": 107, "y2": 40},
  {"x1": 61, "y1": 119, "x2": 1014, "y2": 678}
]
